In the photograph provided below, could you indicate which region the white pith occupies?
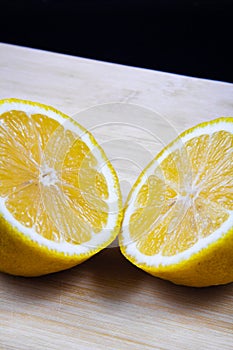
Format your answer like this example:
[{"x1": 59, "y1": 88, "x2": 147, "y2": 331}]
[
  {"x1": 121, "y1": 119, "x2": 233, "y2": 267},
  {"x1": 39, "y1": 164, "x2": 58, "y2": 186},
  {"x1": 0, "y1": 100, "x2": 121, "y2": 255}
]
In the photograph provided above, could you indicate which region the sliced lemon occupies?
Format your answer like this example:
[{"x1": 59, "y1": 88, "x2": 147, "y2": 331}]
[
  {"x1": 0, "y1": 98, "x2": 122, "y2": 276},
  {"x1": 120, "y1": 118, "x2": 233, "y2": 287}
]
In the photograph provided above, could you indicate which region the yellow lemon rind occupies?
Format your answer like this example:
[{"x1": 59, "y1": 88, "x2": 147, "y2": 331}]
[
  {"x1": 0, "y1": 212, "x2": 122, "y2": 276},
  {"x1": 120, "y1": 226, "x2": 233, "y2": 287}
]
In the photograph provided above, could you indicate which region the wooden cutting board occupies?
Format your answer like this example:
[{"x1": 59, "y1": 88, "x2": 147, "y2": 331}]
[{"x1": 0, "y1": 43, "x2": 233, "y2": 350}]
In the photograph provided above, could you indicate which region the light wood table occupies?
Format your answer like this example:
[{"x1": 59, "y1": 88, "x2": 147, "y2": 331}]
[{"x1": 0, "y1": 43, "x2": 233, "y2": 349}]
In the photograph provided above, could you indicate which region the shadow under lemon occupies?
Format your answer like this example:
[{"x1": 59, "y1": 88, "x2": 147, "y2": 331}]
[{"x1": 1, "y1": 247, "x2": 232, "y2": 311}]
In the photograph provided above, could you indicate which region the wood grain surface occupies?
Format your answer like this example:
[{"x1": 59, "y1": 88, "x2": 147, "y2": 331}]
[{"x1": 0, "y1": 43, "x2": 233, "y2": 349}]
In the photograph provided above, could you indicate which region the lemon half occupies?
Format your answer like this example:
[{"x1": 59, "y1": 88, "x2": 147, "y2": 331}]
[
  {"x1": 0, "y1": 99, "x2": 122, "y2": 276},
  {"x1": 120, "y1": 118, "x2": 233, "y2": 287}
]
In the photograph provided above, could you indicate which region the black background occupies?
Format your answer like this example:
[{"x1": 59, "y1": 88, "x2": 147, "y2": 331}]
[{"x1": 1, "y1": 0, "x2": 233, "y2": 83}]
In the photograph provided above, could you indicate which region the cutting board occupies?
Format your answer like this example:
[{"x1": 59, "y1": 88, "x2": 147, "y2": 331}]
[{"x1": 0, "y1": 43, "x2": 233, "y2": 349}]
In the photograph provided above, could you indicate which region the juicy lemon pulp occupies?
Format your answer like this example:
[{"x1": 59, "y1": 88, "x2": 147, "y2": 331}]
[
  {"x1": 0, "y1": 110, "x2": 109, "y2": 244},
  {"x1": 128, "y1": 130, "x2": 232, "y2": 256}
]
